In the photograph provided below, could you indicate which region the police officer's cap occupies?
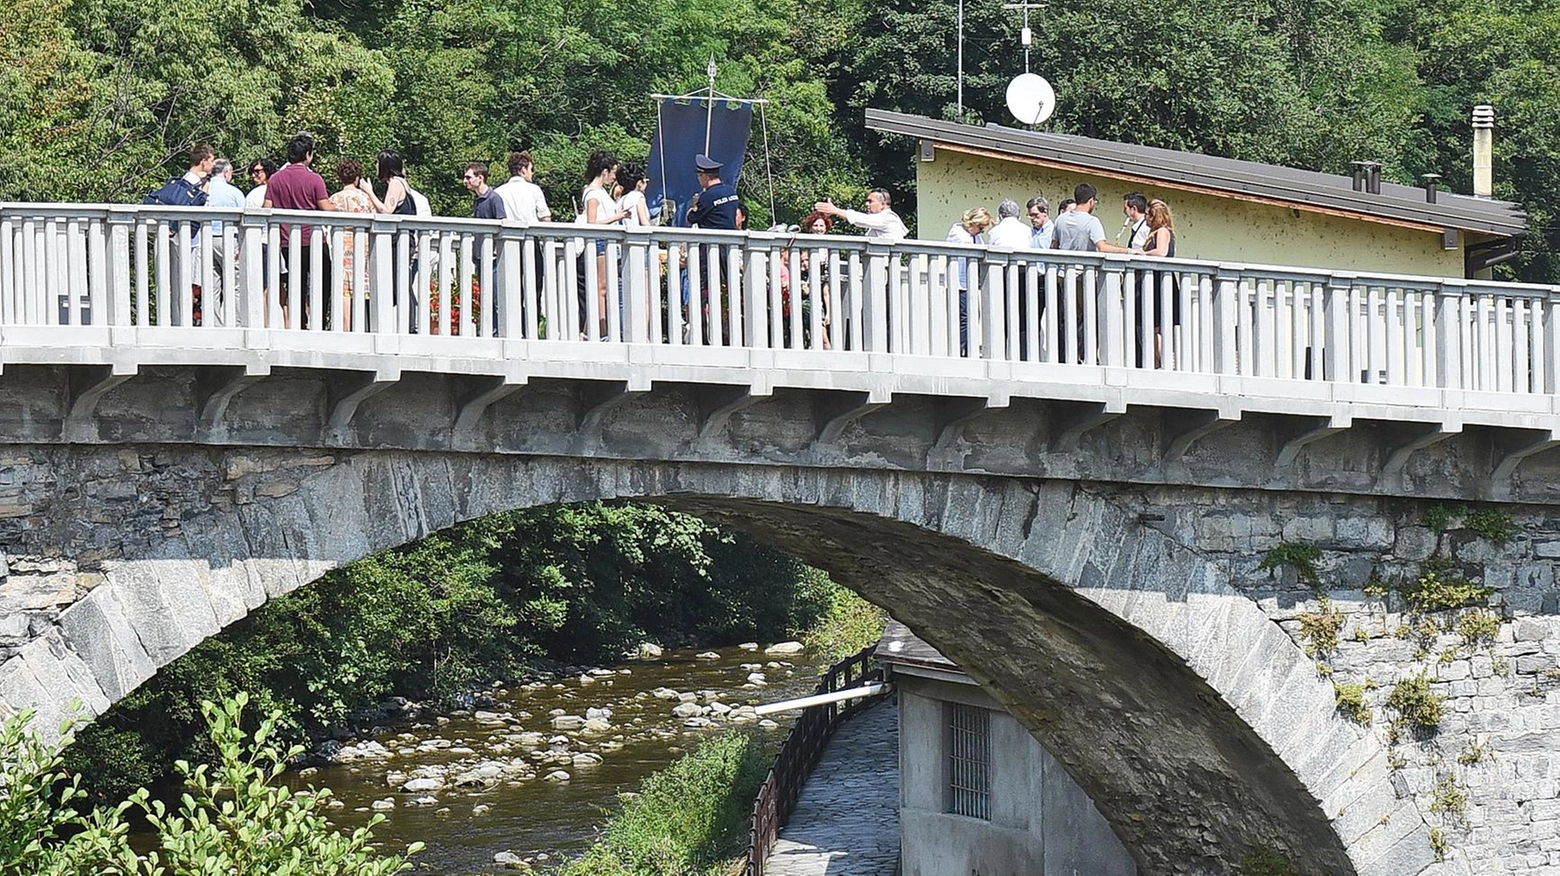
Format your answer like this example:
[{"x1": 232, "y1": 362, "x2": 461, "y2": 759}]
[{"x1": 694, "y1": 154, "x2": 723, "y2": 173}]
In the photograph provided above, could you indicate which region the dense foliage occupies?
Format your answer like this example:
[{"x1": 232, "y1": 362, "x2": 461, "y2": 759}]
[
  {"x1": 3, "y1": 0, "x2": 1559, "y2": 277},
  {"x1": 0, "y1": 694, "x2": 418, "y2": 875},
  {"x1": 558, "y1": 731, "x2": 771, "y2": 876},
  {"x1": 66, "y1": 502, "x2": 847, "y2": 802}
]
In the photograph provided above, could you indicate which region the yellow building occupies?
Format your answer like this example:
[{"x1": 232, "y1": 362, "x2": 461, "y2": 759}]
[{"x1": 866, "y1": 109, "x2": 1526, "y2": 279}]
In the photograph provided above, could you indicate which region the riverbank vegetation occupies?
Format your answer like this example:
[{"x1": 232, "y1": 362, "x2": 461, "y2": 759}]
[
  {"x1": 65, "y1": 502, "x2": 880, "y2": 804},
  {"x1": 0, "y1": 693, "x2": 418, "y2": 875},
  {"x1": 559, "y1": 732, "x2": 771, "y2": 876}
]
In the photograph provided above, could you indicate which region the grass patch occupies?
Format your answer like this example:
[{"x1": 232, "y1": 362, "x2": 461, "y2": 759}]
[
  {"x1": 1386, "y1": 673, "x2": 1444, "y2": 735},
  {"x1": 558, "y1": 732, "x2": 772, "y2": 876},
  {"x1": 1298, "y1": 597, "x2": 1344, "y2": 658}
]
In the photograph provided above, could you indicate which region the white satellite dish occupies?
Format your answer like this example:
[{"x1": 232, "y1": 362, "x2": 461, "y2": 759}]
[{"x1": 1006, "y1": 73, "x2": 1056, "y2": 125}]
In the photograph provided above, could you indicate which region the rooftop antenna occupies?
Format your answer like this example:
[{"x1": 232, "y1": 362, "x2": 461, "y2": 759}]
[{"x1": 1002, "y1": 0, "x2": 1056, "y2": 125}]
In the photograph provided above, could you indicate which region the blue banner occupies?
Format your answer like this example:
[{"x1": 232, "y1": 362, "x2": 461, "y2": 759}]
[{"x1": 647, "y1": 97, "x2": 753, "y2": 227}]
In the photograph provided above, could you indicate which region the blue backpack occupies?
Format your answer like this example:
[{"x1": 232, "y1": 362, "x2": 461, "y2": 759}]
[{"x1": 141, "y1": 176, "x2": 208, "y2": 208}]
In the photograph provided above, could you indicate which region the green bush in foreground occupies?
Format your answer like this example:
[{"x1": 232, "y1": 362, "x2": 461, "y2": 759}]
[
  {"x1": 560, "y1": 732, "x2": 772, "y2": 876},
  {"x1": 0, "y1": 693, "x2": 419, "y2": 876}
]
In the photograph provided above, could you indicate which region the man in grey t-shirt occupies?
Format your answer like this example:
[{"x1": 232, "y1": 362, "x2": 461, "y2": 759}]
[{"x1": 1052, "y1": 182, "x2": 1109, "y2": 251}]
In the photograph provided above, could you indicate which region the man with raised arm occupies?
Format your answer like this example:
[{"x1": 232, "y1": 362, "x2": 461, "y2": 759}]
[{"x1": 812, "y1": 188, "x2": 907, "y2": 243}]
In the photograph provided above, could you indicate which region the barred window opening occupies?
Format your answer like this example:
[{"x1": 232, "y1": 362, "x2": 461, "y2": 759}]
[{"x1": 947, "y1": 702, "x2": 991, "y2": 820}]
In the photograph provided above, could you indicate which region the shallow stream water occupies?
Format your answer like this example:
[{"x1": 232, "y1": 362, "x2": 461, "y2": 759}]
[{"x1": 289, "y1": 645, "x2": 830, "y2": 875}]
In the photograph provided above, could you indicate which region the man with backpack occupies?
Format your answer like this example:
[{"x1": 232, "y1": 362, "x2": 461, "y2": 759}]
[
  {"x1": 264, "y1": 132, "x2": 337, "y2": 328},
  {"x1": 141, "y1": 145, "x2": 215, "y2": 325}
]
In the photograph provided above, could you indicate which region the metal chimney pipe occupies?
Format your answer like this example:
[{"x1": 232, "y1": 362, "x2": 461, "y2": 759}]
[
  {"x1": 1473, "y1": 104, "x2": 1494, "y2": 199},
  {"x1": 1422, "y1": 173, "x2": 1440, "y2": 204},
  {"x1": 1350, "y1": 161, "x2": 1366, "y2": 192},
  {"x1": 1364, "y1": 162, "x2": 1382, "y2": 195}
]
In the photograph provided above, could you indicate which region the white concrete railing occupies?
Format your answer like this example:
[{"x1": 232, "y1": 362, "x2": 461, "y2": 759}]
[{"x1": 4, "y1": 202, "x2": 1559, "y2": 396}]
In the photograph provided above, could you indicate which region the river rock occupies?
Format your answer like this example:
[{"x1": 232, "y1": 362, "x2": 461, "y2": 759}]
[
  {"x1": 671, "y1": 702, "x2": 706, "y2": 718},
  {"x1": 709, "y1": 702, "x2": 732, "y2": 715},
  {"x1": 494, "y1": 851, "x2": 523, "y2": 866},
  {"x1": 474, "y1": 710, "x2": 507, "y2": 724},
  {"x1": 696, "y1": 651, "x2": 720, "y2": 659},
  {"x1": 741, "y1": 663, "x2": 762, "y2": 671},
  {"x1": 683, "y1": 717, "x2": 712, "y2": 728},
  {"x1": 385, "y1": 771, "x2": 408, "y2": 787},
  {"x1": 739, "y1": 642, "x2": 759, "y2": 651},
  {"x1": 544, "y1": 770, "x2": 571, "y2": 782},
  {"x1": 473, "y1": 803, "x2": 492, "y2": 816},
  {"x1": 436, "y1": 716, "x2": 450, "y2": 726},
  {"x1": 410, "y1": 795, "x2": 439, "y2": 806},
  {"x1": 583, "y1": 718, "x2": 612, "y2": 734},
  {"x1": 551, "y1": 715, "x2": 586, "y2": 730},
  {"x1": 651, "y1": 687, "x2": 680, "y2": 700},
  {"x1": 634, "y1": 642, "x2": 663, "y2": 659},
  {"x1": 759, "y1": 719, "x2": 779, "y2": 729},
  {"x1": 449, "y1": 746, "x2": 476, "y2": 756},
  {"x1": 402, "y1": 777, "x2": 444, "y2": 793},
  {"x1": 677, "y1": 692, "x2": 699, "y2": 703},
  {"x1": 317, "y1": 739, "x2": 392, "y2": 764},
  {"x1": 586, "y1": 707, "x2": 613, "y2": 720},
  {"x1": 764, "y1": 641, "x2": 805, "y2": 656},
  {"x1": 746, "y1": 673, "x2": 767, "y2": 686},
  {"x1": 572, "y1": 752, "x2": 604, "y2": 766},
  {"x1": 371, "y1": 797, "x2": 395, "y2": 811},
  {"x1": 297, "y1": 766, "x2": 319, "y2": 779},
  {"x1": 588, "y1": 668, "x2": 616, "y2": 677}
]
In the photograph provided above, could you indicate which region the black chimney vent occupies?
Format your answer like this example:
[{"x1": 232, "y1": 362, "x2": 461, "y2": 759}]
[{"x1": 1422, "y1": 173, "x2": 1441, "y2": 204}]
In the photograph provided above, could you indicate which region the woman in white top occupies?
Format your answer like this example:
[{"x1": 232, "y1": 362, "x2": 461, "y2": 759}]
[
  {"x1": 243, "y1": 158, "x2": 275, "y2": 209},
  {"x1": 581, "y1": 150, "x2": 629, "y2": 338},
  {"x1": 617, "y1": 163, "x2": 650, "y2": 227}
]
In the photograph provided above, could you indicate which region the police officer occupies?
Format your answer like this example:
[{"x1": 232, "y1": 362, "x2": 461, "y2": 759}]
[{"x1": 685, "y1": 154, "x2": 742, "y2": 229}]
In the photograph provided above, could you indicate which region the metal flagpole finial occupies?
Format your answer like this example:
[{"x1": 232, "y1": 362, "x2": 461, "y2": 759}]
[{"x1": 707, "y1": 56, "x2": 718, "y2": 82}]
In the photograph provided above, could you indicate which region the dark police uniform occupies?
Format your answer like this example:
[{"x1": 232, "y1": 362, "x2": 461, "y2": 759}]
[{"x1": 685, "y1": 154, "x2": 742, "y2": 230}]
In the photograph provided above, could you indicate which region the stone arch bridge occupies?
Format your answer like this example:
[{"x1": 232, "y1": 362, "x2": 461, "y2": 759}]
[{"x1": 2, "y1": 207, "x2": 1560, "y2": 874}]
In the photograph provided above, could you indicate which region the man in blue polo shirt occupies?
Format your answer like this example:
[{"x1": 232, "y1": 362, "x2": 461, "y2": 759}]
[{"x1": 685, "y1": 154, "x2": 741, "y2": 230}]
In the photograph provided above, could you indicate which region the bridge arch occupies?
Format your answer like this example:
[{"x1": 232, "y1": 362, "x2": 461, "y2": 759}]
[{"x1": 0, "y1": 447, "x2": 1425, "y2": 876}]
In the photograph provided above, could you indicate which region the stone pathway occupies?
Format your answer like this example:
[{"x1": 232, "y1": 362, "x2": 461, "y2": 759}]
[{"x1": 764, "y1": 700, "x2": 899, "y2": 876}]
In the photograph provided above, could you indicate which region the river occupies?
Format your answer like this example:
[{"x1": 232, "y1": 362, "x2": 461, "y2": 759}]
[{"x1": 286, "y1": 644, "x2": 831, "y2": 875}]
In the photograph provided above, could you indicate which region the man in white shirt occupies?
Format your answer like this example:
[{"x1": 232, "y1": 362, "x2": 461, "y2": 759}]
[
  {"x1": 1122, "y1": 191, "x2": 1150, "y2": 251},
  {"x1": 986, "y1": 199, "x2": 1030, "y2": 249},
  {"x1": 494, "y1": 151, "x2": 552, "y2": 227},
  {"x1": 204, "y1": 158, "x2": 248, "y2": 324},
  {"x1": 813, "y1": 188, "x2": 907, "y2": 243}
]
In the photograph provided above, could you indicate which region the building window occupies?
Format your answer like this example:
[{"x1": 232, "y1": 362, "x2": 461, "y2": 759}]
[{"x1": 946, "y1": 702, "x2": 991, "y2": 820}]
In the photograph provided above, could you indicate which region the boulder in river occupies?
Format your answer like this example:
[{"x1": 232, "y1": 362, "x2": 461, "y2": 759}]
[
  {"x1": 473, "y1": 803, "x2": 492, "y2": 816},
  {"x1": 371, "y1": 798, "x2": 395, "y2": 811},
  {"x1": 551, "y1": 715, "x2": 586, "y2": 730},
  {"x1": 633, "y1": 642, "x2": 663, "y2": 659},
  {"x1": 739, "y1": 642, "x2": 759, "y2": 651},
  {"x1": 402, "y1": 777, "x2": 445, "y2": 793},
  {"x1": 583, "y1": 718, "x2": 612, "y2": 734},
  {"x1": 671, "y1": 702, "x2": 706, "y2": 718},
  {"x1": 585, "y1": 707, "x2": 612, "y2": 720},
  {"x1": 572, "y1": 752, "x2": 604, "y2": 767},
  {"x1": 695, "y1": 651, "x2": 720, "y2": 659},
  {"x1": 764, "y1": 641, "x2": 805, "y2": 656},
  {"x1": 651, "y1": 687, "x2": 680, "y2": 700},
  {"x1": 544, "y1": 770, "x2": 571, "y2": 782}
]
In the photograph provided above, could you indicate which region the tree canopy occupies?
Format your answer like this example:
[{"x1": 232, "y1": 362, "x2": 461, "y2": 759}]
[{"x1": 3, "y1": 0, "x2": 1557, "y2": 278}]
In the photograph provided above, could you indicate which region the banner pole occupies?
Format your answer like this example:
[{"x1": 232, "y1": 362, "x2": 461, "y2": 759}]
[{"x1": 704, "y1": 56, "x2": 717, "y2": 155}]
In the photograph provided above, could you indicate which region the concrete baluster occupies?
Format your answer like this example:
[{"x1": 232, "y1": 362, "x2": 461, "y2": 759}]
[
  {"x1": 725, "y1": 243, "x2": 743, "y2": 348},
  {"x1": 743, "y1": 236, "x2": 768, "y2": 349},
  {"x1": 865, "y1": 242, "x2": 890, "y2": 353}
]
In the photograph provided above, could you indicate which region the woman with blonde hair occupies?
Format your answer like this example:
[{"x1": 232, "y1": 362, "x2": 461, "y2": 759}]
[
  {"x1": 944, "y1": 206, "x2": 994, "y2": 356},
  {"x1": 1135, "y1": 198, "x2": 1179, "y2": 365}
]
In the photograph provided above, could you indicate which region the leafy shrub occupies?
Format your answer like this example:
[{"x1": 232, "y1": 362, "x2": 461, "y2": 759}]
[
  {"x1": 1386, "y1": 674, "x2": 1444, "y2": 734},
  {"x1": 1298, "y1": 597, "x2": 1344, "y2": 658},
  {"x1": 1258, "y1": 543, "x2": 1322, "y2": 587},
  {"x1": 1333, "y1": 682, "x2": 1371, "y2": 726}
]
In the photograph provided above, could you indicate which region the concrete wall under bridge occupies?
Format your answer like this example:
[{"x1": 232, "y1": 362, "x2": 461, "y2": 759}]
[{"x1": 1, "y1": 362, "x2": 1559, "y2": 875}]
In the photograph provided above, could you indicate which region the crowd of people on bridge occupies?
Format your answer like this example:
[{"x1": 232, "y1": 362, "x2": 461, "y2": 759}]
[{"x1": 144, "y1": 132, "x2": 1183, "y2": 350}]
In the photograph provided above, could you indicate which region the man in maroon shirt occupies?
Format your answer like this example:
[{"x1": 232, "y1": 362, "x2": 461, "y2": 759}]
[{"x1": 264, "y1": 132, "x2": 336, "y2": 327}]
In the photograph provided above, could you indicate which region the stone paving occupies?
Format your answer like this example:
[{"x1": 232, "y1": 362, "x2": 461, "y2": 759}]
[{"x1": 764, "y1": 700, "x2": 900, "y2": 876}]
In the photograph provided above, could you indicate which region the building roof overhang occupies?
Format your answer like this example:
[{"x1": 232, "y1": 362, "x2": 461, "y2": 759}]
[{"x1": 866, "y1": 109, "x2": 1528, "y2": 238}]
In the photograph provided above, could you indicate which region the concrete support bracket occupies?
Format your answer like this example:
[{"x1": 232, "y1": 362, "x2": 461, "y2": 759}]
[
  {"x1": 1381, "y1": 419, "x2": 1462, "y2": 476},
  {"x1": 324, "y1": 368, "x2": 399, "y2": 442},
  {"x1": 577, "y1": 376, "x2": 652, "y2": 442},
  {"x1": 1492, "y1": 427, "x2": 1560, "y2": 483},
  {"x1": 818, "y1": 388, "x2": 892, "y2": 444},
  {"x1": 1050, "y1": 399, "x2": 1126, "y2": 453},
  {"x1": 933, "y1": 393, "x2": 1010, "y2": 449},
  {"x1": 62, "y1": 363, "x2": 137, "y2": 443},
  {"x1": 1275, "y1": 413, "x2": 1352, "y2": 470},
  {"x1": 696, "y1": 383, "x2": 773, "y2": 441},
  {"x1": 196, "y1": 363, "x2": 272, "y2": 441},
  {"x1": 1163, "y1": 407, "x2": 1241, "y2": 463},
  {"x1": 452, "y1": 373, "x2": 530, "y2": 437}
]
